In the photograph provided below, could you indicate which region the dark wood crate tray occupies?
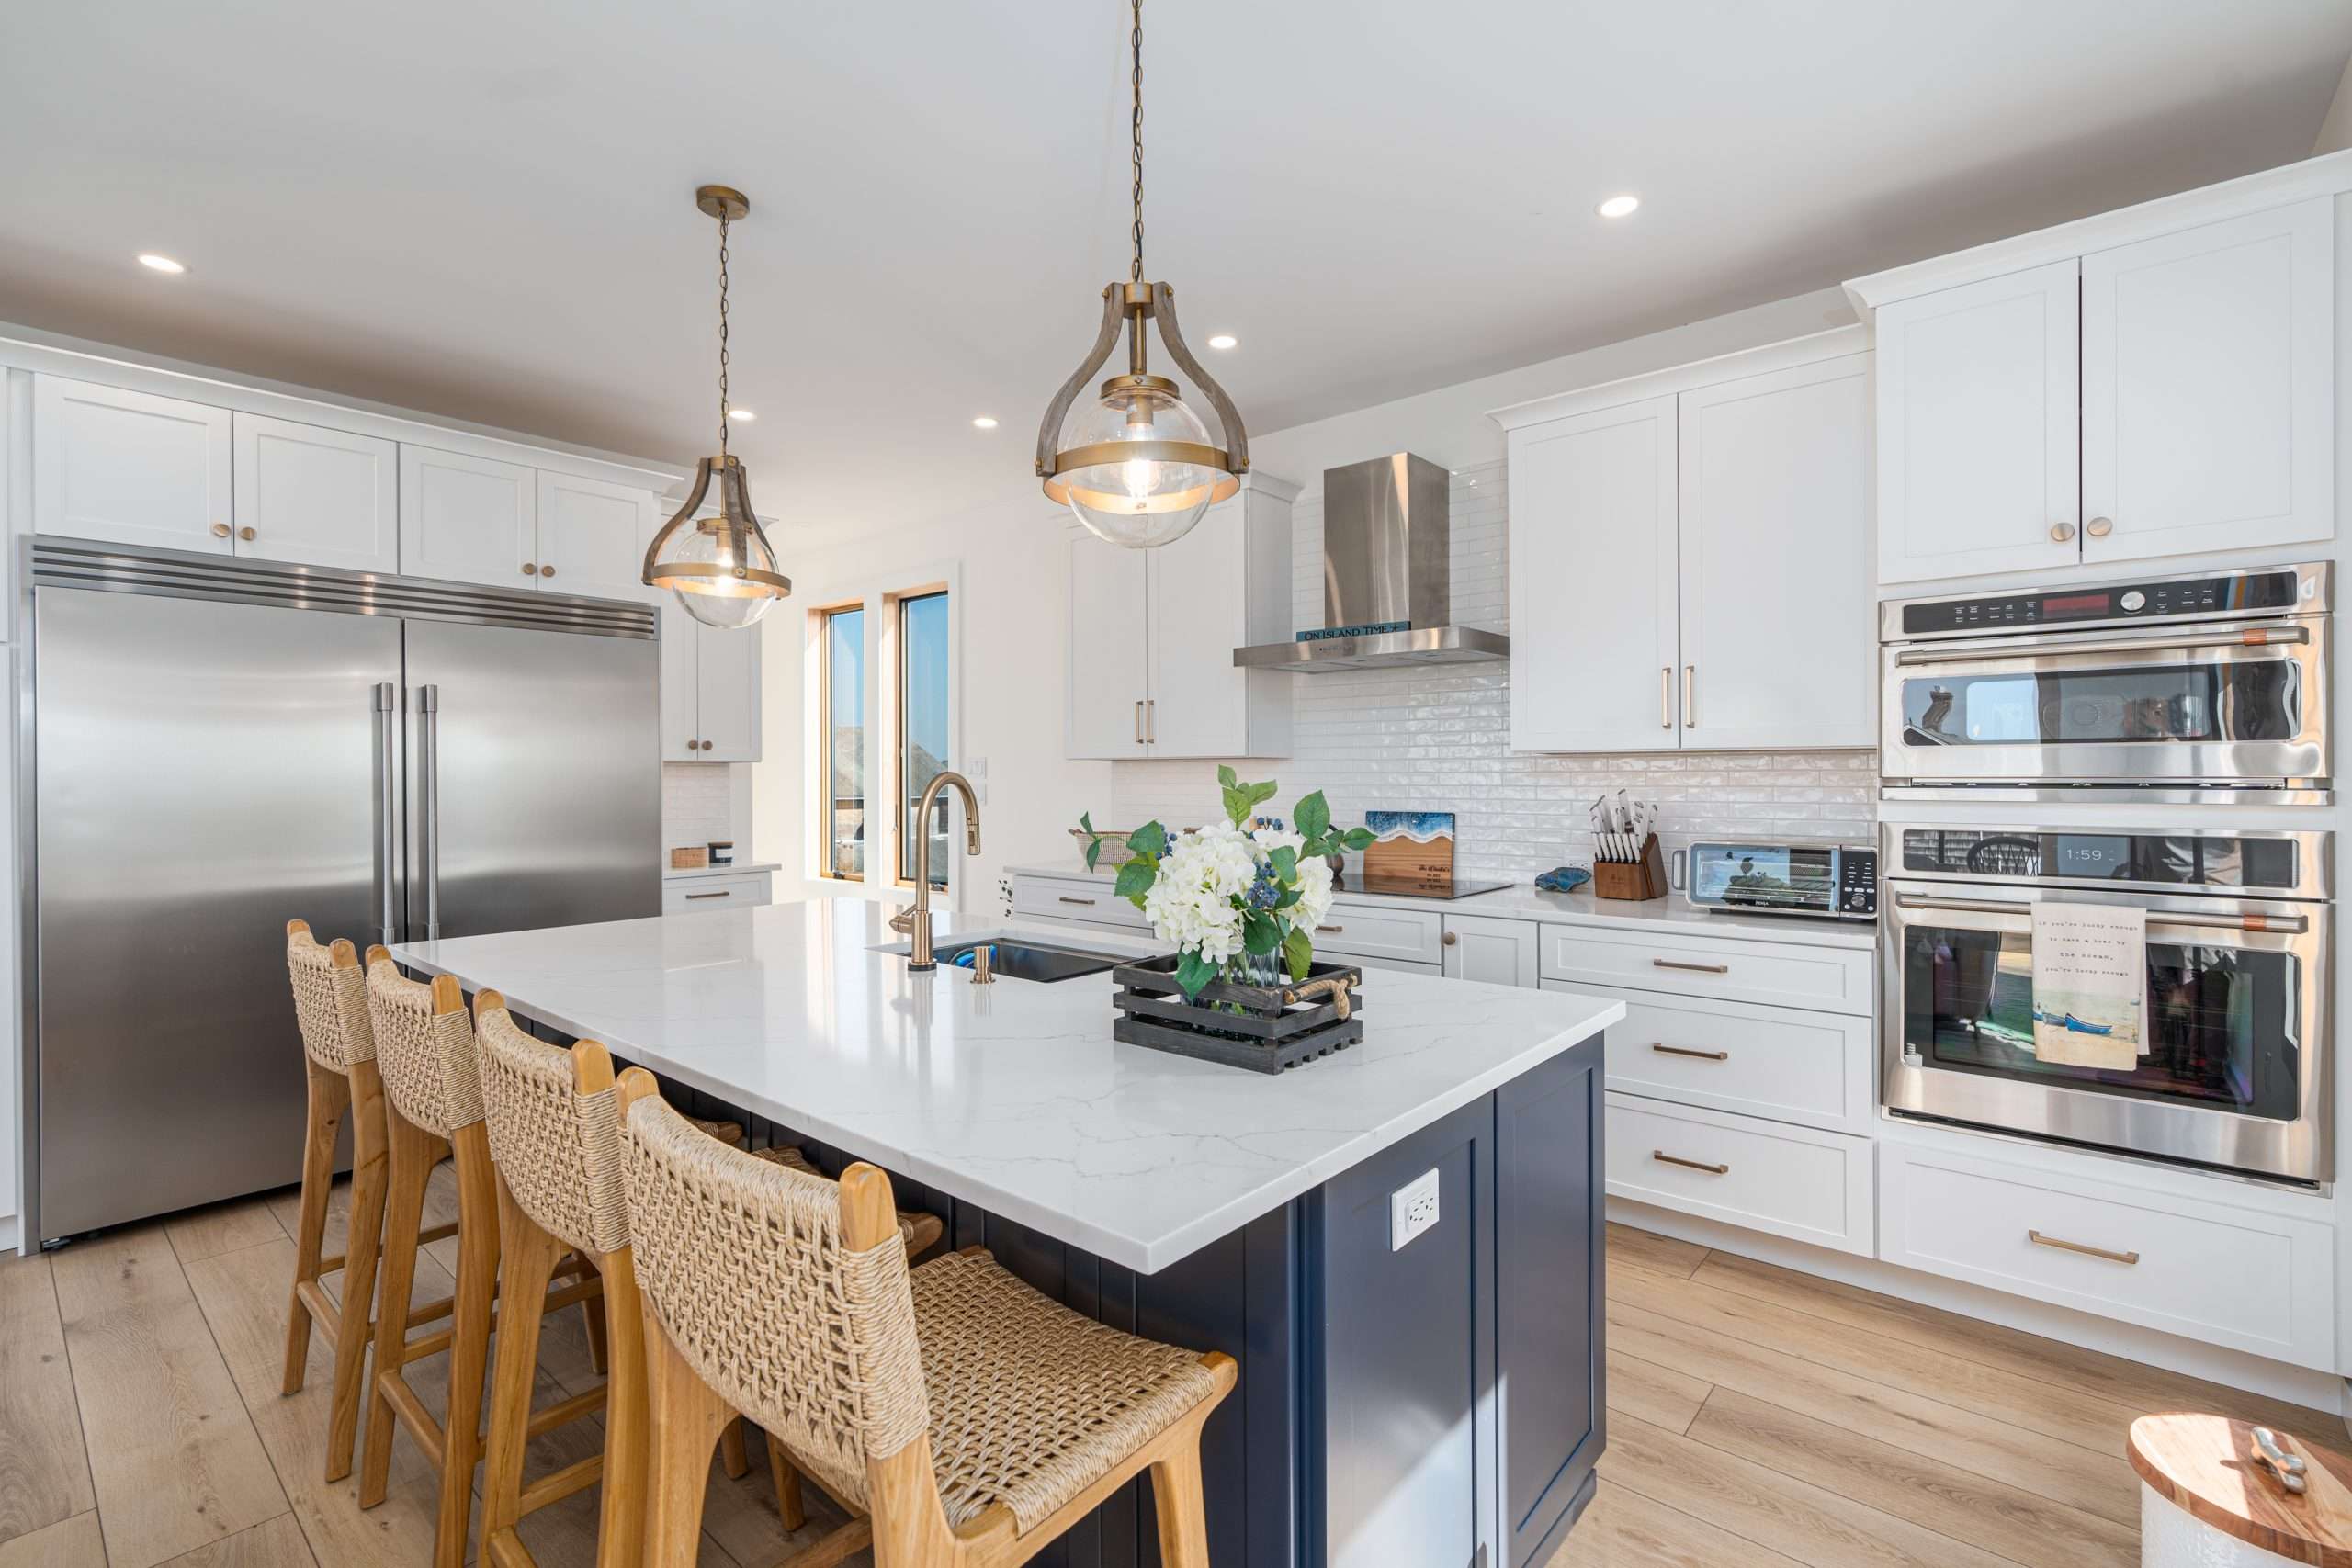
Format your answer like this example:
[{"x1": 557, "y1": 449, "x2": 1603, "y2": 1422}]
[{"x1": 1110, "y1": 955, "x2": 1364, "y2": 1074}]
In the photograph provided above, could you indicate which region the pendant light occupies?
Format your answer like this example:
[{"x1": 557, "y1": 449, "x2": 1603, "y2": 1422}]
[
  {"x1": 1035, "y1": 0, "x2": 1248, "y2": 549},
  {"x1": 642, "y1": 185, "x2": 789, "y2": 628}
]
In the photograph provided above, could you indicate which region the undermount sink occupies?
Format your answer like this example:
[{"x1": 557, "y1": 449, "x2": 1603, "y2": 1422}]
[{"x1": 928, "y1": 938, "x2": 1126, "y2": 984}]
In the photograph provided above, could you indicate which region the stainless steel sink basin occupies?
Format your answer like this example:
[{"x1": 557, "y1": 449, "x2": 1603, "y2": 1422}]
[{"x1": 930, "y1": 938, "x2": 1126, "y2": 983}]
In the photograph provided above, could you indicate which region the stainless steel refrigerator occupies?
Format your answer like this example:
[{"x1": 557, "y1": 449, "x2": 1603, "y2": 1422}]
[{"x1": 17, "y1": 536, "x2": 662, "y2": 1246}]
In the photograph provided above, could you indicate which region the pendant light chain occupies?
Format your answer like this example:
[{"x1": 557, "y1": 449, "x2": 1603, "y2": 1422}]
[
  {"x1": 717, "y1": 209, "x2": 733, "y2": 459},
  {"x1": 1129, "y1": 0, "x2": 1144, "y2": 285}
]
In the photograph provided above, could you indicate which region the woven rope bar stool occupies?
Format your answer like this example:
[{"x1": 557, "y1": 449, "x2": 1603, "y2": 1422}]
[
  {"x1": 473, "y1": 994, "x2": 812, "y2": 1568},
  {"x1": 357, "y1": 955, "x2": 610, "y2": 1568},
  {"x1": 282, "y1": 919, "x2": 460, "y2": 1483},
  {"x1": 617, "y1": 1072, "x2": 1238, "y2": 1568}
]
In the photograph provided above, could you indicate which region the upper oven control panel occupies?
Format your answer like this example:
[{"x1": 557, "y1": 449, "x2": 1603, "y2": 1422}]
[{"x1": 1879, "y1": 562, "x2": 2329, "y2": 642}]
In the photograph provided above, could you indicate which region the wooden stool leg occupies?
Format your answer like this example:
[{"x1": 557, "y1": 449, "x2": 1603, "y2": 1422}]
[
  {"x1": 282, "y1": 1058, "x2": 350, "y2": 1395},
  {"x1": 324, "y1": 1059, "x2": 390, "y2": 1482},
  {"x1": 582, "y1": 1292, "x2": 611, "y2": 1376},
  {"x1": 434, "y1": 1122, "x2": 502, "y2": 1568},
  {"x1": 639, "y1": 1310, "x2": 732, "y2": 1568},
  {"x1": 595, "y1": 1250, "x2": 649, "y2": 1568},
  {"x1": 1148, "y1": 1445, "x2": 1212, "y2": 1568},
  {"x1": 763, "y1": 1428, "x2": 806, "y2": 1533},
  {"x1": 720, "y1": 1418, "x2": 750, "y2": 1481},
  {"x1": 480, "y1": 1177, "x2": 562, "y2": 1562},
  {"x1": 359, "y1": 1113, "x2": 435, "y2": 1509}
]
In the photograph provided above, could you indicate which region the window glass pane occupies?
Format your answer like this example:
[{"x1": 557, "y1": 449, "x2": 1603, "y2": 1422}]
[
  {"x1": 825, "y1": 609, "x2": 865, "y2": 879},
  {"x1": 899, "y1": 592, "x2": 950, "y2": 886}
]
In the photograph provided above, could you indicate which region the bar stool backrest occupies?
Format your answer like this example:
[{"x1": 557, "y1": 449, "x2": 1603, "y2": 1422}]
[
  {"x1": 366, "y1": 959, "x2": 484, "y2": 1139},
  {"x1": 473, "y1": 1003, "x2": 629, "y2": 1258},
  {"x1": 622, "y1": 1094, "x2": 929, "y2": 1514},
  {"x1": 287, "y1": 924, "x2": 374, "y2": 1070}
]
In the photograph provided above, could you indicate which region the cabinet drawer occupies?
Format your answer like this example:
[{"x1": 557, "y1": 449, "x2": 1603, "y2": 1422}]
[
  {"x1": 1012, "y1": 875, "x2": 1148, "y2": 930},
  {"x1": 1880, "y1": 1141, "x2": 2338, "y2": 1371},
  {"x1": 1604, "y1": 1095, "x2": 1872, "y2": 1256},
  {"x1": 1313, "y1": 903, "x2": 1442, "y2": 966},
  {"x1": 662, "y1": 874, "x2": 771, "y2": 915},
  {"x1": 1561, "y1": 983, "x2": 1870, "y2": 1134},
  {"x1": 1538, "y1": 922, "x2": 1871, "y2": 1016}
]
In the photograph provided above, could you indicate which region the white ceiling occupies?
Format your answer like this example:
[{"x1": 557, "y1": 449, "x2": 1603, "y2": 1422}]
[{"x1": 4, "y1": 2, "x2": 2347, "y2": 539}]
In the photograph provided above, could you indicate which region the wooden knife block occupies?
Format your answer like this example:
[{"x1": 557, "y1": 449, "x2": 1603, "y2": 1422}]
[{"x1": 1593, "y1": 834, "x2": 1668, "y2": 901}]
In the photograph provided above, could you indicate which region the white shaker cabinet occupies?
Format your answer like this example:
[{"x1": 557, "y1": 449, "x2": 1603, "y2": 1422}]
[
  {"x1": 1676, "y1": 355, "x2": 1873, "y2": 749},
  {"x1": 2079, "y1": 197, "x2": 2335, "y2": 565},
  {"x1": 399, "y1": 446, "x2": 537, "y2": 589},
  {"x1": 536, "y1": 471, "x2": 658, "y2": 604},
  {"x1": 1064, "y1": 477, "x2": 1295, "y2": 760},
  {"x1": 1872, "y1": 261, "x2": 2081, "y2": 584},
  {"x1": 32, "y1": 376, "x2": 233, "y2": 555},
  {"x1": 1441, "y1": 913, "x2": 1538, "y2": 988},
  {"x1": 660, "y1": 596, "x2": 763, "y2": 762},
  {"x1": 1506, "y1": 395, "x2": 1679, "y2": 751},
  {"x1": 231, "y1": 413, "x2": 399, "y2": 573}
]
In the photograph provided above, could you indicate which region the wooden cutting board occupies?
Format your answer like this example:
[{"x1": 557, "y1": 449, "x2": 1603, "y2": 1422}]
[{"x1": 2128, "y1": 1412, "x2": 2352, "y2": 1567}]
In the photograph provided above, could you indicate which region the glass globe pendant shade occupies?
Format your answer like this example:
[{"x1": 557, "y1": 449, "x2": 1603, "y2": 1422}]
[
  {"x1": 642, "y1": 454, "x2": 790, "y2": 629},
  {"x1": 1049, "y1": 376, "x2": 1238, "y2": 549}
]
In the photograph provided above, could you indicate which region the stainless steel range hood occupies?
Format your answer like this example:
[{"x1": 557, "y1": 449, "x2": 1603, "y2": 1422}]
[{"x1": 1234, "y1": 452, "x2": 1508, "y2": 672}]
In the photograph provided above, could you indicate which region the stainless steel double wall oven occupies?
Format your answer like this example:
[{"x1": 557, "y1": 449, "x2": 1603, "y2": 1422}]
[{"x1": 1878, "y1": 563, "x2": 2335, "y2": 1185}]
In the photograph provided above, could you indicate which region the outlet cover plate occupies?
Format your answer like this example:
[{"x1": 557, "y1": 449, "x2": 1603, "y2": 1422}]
[{"x1": 1390, "y1": 1168, "x2": 1441, "y2": 1252}]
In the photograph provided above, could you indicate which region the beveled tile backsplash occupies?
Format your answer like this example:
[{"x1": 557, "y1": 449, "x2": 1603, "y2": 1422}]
[{"x1": 1105, "y1": 459, "x2": 1874, "y2": 886}]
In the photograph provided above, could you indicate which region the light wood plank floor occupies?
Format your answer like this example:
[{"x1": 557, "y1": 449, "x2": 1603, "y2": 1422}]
[{"x1": 1, "y1": 1195, "x2": 2340, "y2": 1567}]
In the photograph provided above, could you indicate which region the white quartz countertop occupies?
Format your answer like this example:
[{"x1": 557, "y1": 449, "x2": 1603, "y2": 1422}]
[
  {"x1": 1007, "y1": 863, "x2": 1877, "y2": 951},
  {"x1": 390, "y1": 897, "x2": 1621, "y2": 1274}
]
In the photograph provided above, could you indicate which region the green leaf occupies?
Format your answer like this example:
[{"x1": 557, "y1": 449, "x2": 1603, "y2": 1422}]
[
  {"x1": 1339, "y1": 826, "x2": 1376, "y2": 852},
  {"x1": 1282, "y1": 925, "x2": 1314, "y2": 982},
  {"x1": 1114, "y1": 858, "x2": 1157, "y2": 904},
  {"x1": 1126, "y1": 820, "x2": 1168, "y2": 857},
  {"x1": 1175, "y1": 949, "x2": 1220, "y2": 1002},
  {"x1": 1079, "y1": 811, "x2": 1100, "y2": 871},
  {"x1": 1222, "y1": 785, "x2": 1251, "y2": 828},
  {"x1": 1266, "y1": 844, "x2": 1298, "y2": 881},
  {"x1": 1272, "y1": 885, "x2": 1300, "y2": 909},
  {"x1": 1248, "y1": 779, "x2": 1280, "y2": 812},
  {"x1": 1295, "y1": 790, "x2": 1331, "y2": 843},
  {"x1": 1216, "y1": 763, "x2": 1239, "y2": 791},
  {"x1": 1243, "y1": 911, "x2": 1281, "y2": 955}
]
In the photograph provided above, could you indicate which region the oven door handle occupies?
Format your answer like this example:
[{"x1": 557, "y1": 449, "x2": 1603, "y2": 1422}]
[
  {"x1": 1893, "y1": 625, "x2": 2309, "y2": 666},
  {"x1": 1892, "y1": 893, "x2": 2307, "y2": 935}
]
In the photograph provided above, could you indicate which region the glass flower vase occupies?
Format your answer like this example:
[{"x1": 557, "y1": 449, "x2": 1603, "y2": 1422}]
[{"x1": 1223, "y1": 949, "x2": 1283, "y2": 989}]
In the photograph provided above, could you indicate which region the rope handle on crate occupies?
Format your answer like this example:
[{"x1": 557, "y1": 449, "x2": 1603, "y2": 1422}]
[{"x1": 1284, "y1": 975, "x2": 1354, "y2": 1021}]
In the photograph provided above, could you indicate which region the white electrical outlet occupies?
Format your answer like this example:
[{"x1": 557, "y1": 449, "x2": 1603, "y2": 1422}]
[{"x1": 1390, "y1": 1168, "x2": 1441, "y2": 1252}]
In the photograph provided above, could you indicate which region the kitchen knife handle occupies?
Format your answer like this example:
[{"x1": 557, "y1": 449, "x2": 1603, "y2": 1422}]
[
  {"x1": 417, "y1": 684, "x2": 441, "y2": 941},
  {"x1": 372, "y1": 682, "x2": 398, "y2": 946}
]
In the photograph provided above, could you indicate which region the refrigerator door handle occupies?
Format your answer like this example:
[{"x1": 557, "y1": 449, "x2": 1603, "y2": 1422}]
[
  {"x1": 417, "y1": 683, "x2": 441, "y2": 941},
  {"x1": 373, "y1": 682, "x2": 398, "y2": 947}
]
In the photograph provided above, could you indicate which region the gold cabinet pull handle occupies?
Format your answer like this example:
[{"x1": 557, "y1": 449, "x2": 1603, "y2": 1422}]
[
  {"x1": 2050, "y1": 520, "x2": 2077, "y2": 542},
  {"x1": 1653, "y1": 1151, "x2": 1729, "y2": 1175},
  {"x1": 1135, "y1": 700, "x2": 1144, "y2": 745},
  {"x1": 1652, "y1": 958, "x2": 1729, "y2": 975},
  {"x1": 684, "y1": 890, "x2": 729, "y2": 901},
  {"x1": 210, "y1": 522, "x2": 232, "y2": 539},
  {"x1": 2027, "y1": 1229, "x2": 2139, "y2": 1266},
  {"x1": 1683, "y1": 664, "x2": 1696, "y2": 728},
  {"x1": 1146, "y1": 698, "x2": 1156, "y2": 743},
  {"x1": 1057, "y1": 896, "x2": 1096, "y2": 906},
  {"x1": 239, "y1": 525, "x2": 256, "y2": 541},
  {"x1": 1316, "y1": 923, "x2": 1343, "y2": 934},
  {"x1": 1660, "y1": 666, "x2": 1672, "y2": 729},
  {"x1": 2086, "y1": 516, "x2": 2114, "y2": 538},
  {"x1": 539, "y1": 563, "x2": 555, "y2": 577},
  {"x1": 1651, "y1": 1043, "x2": 1728, "y2": 1061}
]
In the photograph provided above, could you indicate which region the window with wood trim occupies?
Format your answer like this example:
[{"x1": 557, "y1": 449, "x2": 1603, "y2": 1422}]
[
  {"x1": 897, "y1": 589, "x2": 951, "y2": 887},
  {"x1": 820, "y1": 605, "x2": 865, "y2": 880}
]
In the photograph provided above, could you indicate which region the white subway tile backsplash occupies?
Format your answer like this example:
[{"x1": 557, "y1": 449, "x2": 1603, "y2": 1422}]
[
  {"x1": 1106, "y1": 460, "x2": 1872, "y2": 884},
  {"x1": 663, "y1": 762, "x2": 735, "y2": 849}
]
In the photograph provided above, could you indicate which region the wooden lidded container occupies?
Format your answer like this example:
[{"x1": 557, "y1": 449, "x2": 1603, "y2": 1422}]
[{"x1": 2128, "y1": 1412, "x2": 2351, "y2": 1567}]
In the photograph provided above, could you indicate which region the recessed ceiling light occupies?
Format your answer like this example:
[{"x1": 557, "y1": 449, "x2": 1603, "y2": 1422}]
[
  {"x1": 1597, "y1": 195, "x2": 1641, "y2": 220},
  {"x1": 137, "y1": 253, "x2": 186, "y2": 274},
  {"x1": 727, "y1": 407, "x2": 756, "y2": 421},
  {"x1": 1207, "y1": 333, "x2": 1238, "y2": 350},
  {"x1": 972, "y1": 416, "x2": 999, "y2": 429}
]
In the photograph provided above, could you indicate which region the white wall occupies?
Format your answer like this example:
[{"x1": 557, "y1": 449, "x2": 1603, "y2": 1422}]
[
  {"x1": 753, "y1": 286, "x2": 1860, "y2": 906},
  {"x1": 2318, "y1": 51, "x2": 2352, "y2": 154}
]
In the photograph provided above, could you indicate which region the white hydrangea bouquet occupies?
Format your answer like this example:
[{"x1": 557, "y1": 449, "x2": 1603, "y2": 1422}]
[{"x1": 1078, "y1": 767, "x2": 1376, "y2": 1001}]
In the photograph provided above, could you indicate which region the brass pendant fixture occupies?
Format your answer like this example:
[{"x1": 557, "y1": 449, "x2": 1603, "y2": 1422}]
[
  {"x1": 642, "y1": 184, "x2": 789, "y2": 629},
  {"x1": 1035, "y1": 0, "x2": 1248, "y2": 549}
]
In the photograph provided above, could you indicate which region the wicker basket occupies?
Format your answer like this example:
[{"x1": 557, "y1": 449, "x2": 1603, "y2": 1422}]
[{"x1": 1110, "y1": 956, "x2": 1364, "y2": 1074}]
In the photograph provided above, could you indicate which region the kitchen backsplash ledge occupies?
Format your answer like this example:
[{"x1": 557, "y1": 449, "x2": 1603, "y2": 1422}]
[{"x1": 1103, "y1": 459, "x2": 1873, "y2": 886}]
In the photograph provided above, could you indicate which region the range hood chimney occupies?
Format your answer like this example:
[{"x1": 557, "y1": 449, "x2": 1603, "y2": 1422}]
[{"x1": 1234, "y1": 452, "x2": 1509, "y2": 673}]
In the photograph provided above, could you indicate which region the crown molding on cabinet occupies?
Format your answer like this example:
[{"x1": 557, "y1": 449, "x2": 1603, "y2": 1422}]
[
  {"x1": 1844, "y1": 146, "x2": 2352, "y2": 321},
  {"x1": 1485, "y1": 324, "x2": 1868, "y2": 432},
  {"x1": 0, "y1": 321, "x2": 684, "y2": 492}
]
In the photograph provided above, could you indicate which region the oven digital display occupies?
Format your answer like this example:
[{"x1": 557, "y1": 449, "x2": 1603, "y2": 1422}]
[
  {"x1": 2041, "y1": 592, "x2": 2112, "y2": 618},
  {"x1": 2052, "y1": 835, "x2": 2132, "y2": 878}
]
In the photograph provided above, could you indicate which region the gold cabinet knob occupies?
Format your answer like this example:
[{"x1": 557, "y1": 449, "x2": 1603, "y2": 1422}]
[
  {"x1": 2086, "y1": 517, "x2": 2113, "y2": 538},
  {"x1": 2050, "y1": 521, "x2": 2077, "y2": 542},
  {"x1": 239, "y1": 526, "x2": 256, "y2": 541},
  {"x1": 521, "y1": 561, "x2": 537, "y2": 576},
  {"x1": 538, "y1": 564, "x2": 555, "y2": 578},
  {"x1": 210, "y1": 523, "x2": 232, "y2": 539},
  {"x1": 1442, "y1": 931, "x2": 1459, "y2": 947}
]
